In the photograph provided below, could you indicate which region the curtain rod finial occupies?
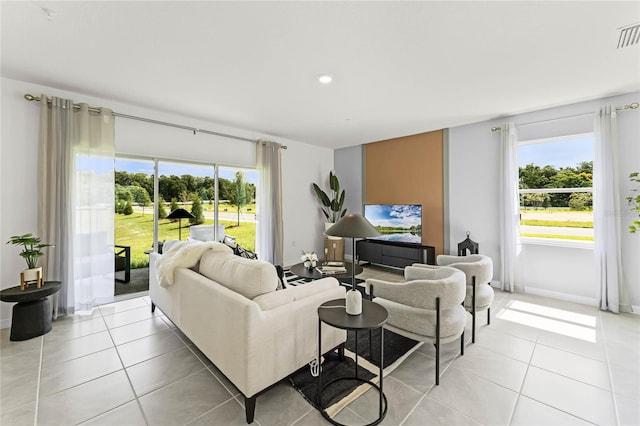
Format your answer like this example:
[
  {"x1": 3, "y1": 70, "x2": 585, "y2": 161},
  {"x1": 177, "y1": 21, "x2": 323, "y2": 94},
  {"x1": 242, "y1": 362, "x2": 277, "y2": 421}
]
[{"x1": 24, "y1": 94, "x2": 35, "y2": 101}]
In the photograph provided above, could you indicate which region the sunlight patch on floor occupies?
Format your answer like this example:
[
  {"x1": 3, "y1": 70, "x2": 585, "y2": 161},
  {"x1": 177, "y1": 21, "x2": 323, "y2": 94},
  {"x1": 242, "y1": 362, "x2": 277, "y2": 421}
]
[
  {"x1": 508, "y1": 301, "x2": 596, "y2": 327},
  {"x1": 497, "y1": 302, "x2": 597, "y2": 342}
]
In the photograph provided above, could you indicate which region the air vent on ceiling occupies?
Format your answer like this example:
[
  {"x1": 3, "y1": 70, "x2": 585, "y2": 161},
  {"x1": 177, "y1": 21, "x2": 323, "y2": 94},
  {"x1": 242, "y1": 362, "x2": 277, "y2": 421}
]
[{"x1": 617, "y1": 23, "x2": 640, "y2": 49}]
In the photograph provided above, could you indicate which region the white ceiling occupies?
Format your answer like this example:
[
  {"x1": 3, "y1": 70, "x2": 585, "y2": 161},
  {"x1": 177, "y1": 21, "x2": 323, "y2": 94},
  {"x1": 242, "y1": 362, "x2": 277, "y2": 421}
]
[{"x1": 2, "y1": 1, "x2": 639, "y2": 149}]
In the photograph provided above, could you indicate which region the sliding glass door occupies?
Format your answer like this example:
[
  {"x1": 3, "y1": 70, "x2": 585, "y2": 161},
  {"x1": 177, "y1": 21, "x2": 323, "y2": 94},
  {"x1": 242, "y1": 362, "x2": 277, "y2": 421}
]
[
  {"x1": 114, "y1": 158, "x2": 155, "y2": 295},
  {"x1": 218, "y1": 166, "x2": 258, "y2": 251},
  {"x1": 113, "y1": 158, "x2": 258, "y2": 296},
  {"x1": 157, "y1": 161, "x2": 215, "y2": 243}
]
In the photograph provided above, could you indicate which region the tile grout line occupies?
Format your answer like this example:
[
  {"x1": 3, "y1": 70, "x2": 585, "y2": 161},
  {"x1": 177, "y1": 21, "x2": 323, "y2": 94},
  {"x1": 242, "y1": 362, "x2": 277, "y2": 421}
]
[
  {"x1": 514, "y1": 330, "x2": 602, "y2": 425},
  {"x1": 506, "y1": 328, "x2": 539, "y2": 426},
  {"x1": 103, "y1": 308, "x2": 152, "y2": 426},
  {"x1": 33, "y1": 336, "x2": 44, "y2": 426},
  {"x1": 183, "y1": 395, "x2": 245, "y2": 426},
  {"x1": 599, "y1": 309, "x2": 621, "y2": 426}
]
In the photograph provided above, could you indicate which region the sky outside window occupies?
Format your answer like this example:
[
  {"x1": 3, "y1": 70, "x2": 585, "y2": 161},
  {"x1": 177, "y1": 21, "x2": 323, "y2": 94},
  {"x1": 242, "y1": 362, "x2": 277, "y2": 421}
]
[{"x1": 519, "y1": 136, "x2": 593, "y2": 168}]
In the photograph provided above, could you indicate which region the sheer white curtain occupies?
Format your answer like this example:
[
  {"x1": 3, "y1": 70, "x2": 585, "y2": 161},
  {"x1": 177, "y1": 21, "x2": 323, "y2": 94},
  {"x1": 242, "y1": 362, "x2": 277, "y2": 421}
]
[
  {"x1": 38, "y1": 95, "x2": 115, "y2": 315},
  {"x1": 256, "y1": 140, "x2": 284, "y2": 265},
  {"x1": 498, "y1": 122, "x2": 520, "y2": 292},
  {"x1": 594, "y1": 106, "x2": 632, "y2": 313}
]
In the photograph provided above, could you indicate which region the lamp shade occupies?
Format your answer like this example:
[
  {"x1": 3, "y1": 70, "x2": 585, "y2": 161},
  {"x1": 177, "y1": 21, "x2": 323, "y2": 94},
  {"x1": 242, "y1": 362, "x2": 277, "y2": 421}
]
[
  {"x1": 166, "y1": 208, "x2": 195, "y2": 220},
  {"x1": 325, "y1": 213, "x2": 381, "y2": 238}
]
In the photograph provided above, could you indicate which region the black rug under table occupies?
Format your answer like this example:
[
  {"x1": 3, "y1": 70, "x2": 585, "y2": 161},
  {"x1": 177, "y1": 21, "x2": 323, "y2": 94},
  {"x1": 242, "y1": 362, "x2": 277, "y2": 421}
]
[{"x1": 289, "y1": 329, "x2": 419, "y2": 414}]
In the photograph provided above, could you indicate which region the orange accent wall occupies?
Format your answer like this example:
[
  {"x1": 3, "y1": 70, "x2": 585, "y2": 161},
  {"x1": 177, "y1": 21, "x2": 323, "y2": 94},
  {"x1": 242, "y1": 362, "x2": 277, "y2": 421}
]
[{"x1": 365, "y1": 130, "x2": 444, "y2": 255}]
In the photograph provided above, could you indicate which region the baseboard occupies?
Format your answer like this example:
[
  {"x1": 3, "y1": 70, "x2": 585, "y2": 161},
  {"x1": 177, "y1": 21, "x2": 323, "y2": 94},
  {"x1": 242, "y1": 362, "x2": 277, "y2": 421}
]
[
  {"x1": 1, "y1": 318, "x2": 11, "y2": 329},
  {"x1": 524, "y1": 287, "x2": 599, "y2": 307}
]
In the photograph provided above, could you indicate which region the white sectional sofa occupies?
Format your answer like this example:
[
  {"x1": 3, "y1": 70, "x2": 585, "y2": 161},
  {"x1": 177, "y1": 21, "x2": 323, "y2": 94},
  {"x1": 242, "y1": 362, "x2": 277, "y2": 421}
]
[{"x1": 149, "y1": 241, "x2": 346, "y2": 423}]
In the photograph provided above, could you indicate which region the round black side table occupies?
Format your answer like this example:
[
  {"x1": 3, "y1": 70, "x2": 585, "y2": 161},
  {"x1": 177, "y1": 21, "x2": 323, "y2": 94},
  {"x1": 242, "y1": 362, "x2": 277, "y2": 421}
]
[
  {"x1": 317, "y1": 298, "x2": 388, "y2": 426},
  {"x1": 0, "y1": 281, "x2": 62, "y2": 341}
]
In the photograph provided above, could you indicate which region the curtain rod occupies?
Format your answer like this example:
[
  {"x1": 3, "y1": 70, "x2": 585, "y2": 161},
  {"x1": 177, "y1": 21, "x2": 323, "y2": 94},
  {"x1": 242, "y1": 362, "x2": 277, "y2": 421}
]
[
  {"x1": 490, "y1": 102, "x2": 639, "y2": 132},
  {"x1": 23, "y1": 93, "x2": 287, "y2": 149}
]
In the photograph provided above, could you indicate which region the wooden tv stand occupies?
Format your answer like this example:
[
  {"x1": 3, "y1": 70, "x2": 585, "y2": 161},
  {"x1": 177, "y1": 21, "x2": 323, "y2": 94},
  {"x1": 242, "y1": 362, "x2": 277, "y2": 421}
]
[{"x1": 356, "y1": 239, "x2": 435, "y2": 269}]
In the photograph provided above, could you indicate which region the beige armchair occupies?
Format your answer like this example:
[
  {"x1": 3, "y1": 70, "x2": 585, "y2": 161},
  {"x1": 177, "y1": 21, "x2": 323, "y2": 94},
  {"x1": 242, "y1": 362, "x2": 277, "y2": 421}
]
[
  {"x1": 366, "y1": 265, "x2": 466, "y2": 385},
  {"x1": 434, "y1": 254, "x2": 494, "y2": 343}
]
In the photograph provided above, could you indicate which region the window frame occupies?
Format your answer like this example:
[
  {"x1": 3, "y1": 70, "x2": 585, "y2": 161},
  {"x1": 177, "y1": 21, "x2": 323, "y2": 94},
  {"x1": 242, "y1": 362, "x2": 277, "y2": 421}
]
[{"x1": 517, "y1": 133, "x2": 594, "y2": 247}]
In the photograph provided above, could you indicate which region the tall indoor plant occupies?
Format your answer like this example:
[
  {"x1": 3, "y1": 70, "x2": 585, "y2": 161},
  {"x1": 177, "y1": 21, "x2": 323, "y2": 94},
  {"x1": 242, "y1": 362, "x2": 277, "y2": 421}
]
[
  {"x1": 6, "y1": 233, "x2": 53, "y2": 289},
  {"x1": 312, "y1": 171, "x2": 347, "y2": 223}
]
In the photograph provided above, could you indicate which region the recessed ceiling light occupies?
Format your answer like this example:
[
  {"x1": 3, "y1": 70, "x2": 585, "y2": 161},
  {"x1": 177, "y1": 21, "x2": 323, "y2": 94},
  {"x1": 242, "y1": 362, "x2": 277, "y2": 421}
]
[{"x1": 318, "y1": 74, "x2": 333, "y2": 84}]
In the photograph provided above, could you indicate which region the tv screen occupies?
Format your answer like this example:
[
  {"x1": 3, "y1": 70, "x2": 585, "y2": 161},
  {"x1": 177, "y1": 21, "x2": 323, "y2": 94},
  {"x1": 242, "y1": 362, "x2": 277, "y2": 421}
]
[{"x1": 364, "y1": 204, "x2": 422, "y2": 244}]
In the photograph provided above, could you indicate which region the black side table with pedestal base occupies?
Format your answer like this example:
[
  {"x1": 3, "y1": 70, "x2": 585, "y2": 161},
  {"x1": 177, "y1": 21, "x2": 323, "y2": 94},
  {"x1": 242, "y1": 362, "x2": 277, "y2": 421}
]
[
  {"x1": 0, "y1": 281, "x2": 62, "y2": 341},
  {"x1": 318, "y1": 298, "x2": 388, "y2": 426}
]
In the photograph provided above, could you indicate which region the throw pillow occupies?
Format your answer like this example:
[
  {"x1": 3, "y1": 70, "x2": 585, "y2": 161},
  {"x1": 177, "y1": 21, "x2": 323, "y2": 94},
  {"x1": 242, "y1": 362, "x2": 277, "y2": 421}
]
[
  {"x1": 235, "y1": 244, "x2": 258, "y2": 260},
  {"x1": 275, "y1": 265, "x2": 287, "y2": 290},
  {"x1": 222, "y1": 236, "x2": 237, "y2": 250}
]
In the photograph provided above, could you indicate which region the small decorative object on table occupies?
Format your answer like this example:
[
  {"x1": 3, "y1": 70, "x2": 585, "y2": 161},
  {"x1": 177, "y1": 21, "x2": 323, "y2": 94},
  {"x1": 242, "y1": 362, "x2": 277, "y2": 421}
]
[
  {"x1": 300, "y1": 251, "x2": 318, "y2": 269},
  {"x1": 6, "y1": 233, "x2": 53, "y2": 290}
]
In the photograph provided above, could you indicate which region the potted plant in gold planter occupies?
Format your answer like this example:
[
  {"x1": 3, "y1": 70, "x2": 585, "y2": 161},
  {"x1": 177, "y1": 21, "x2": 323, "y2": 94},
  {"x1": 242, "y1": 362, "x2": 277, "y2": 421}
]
[
  {"x1": 6, "y1": 233, "x2": 53, "y2": 290},
  {"x1": 313, "y1": 171, "x2": 347, "y2": 263}
]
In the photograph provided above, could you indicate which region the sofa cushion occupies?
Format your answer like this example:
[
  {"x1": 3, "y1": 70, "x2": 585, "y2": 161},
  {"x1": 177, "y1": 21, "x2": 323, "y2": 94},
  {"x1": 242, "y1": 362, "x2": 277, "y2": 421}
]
[{"x1": 199, "y1": 251, "x2": 279, "y2": 299}]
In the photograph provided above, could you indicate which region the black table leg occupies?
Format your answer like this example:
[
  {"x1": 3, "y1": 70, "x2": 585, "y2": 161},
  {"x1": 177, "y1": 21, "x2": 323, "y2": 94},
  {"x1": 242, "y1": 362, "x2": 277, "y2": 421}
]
[{"x1": 317, "y1": 318, "x2": 322, "y2": 407}]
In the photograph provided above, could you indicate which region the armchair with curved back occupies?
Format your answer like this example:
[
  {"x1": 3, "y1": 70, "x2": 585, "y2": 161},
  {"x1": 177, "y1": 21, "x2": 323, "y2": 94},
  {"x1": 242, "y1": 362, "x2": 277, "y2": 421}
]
[
  {"x1": 365, "y1": 264, "x2": 466, "y2": 385},
  {"x1": 433, "y1": 254, "x2": 494, "y2": 343}
]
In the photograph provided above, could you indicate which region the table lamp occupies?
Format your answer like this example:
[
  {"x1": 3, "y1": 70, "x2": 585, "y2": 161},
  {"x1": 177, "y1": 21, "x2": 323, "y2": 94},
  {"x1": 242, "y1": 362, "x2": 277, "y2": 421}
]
[{"x1": 325, "y1": 213, "x2": 381, "y2": 315}]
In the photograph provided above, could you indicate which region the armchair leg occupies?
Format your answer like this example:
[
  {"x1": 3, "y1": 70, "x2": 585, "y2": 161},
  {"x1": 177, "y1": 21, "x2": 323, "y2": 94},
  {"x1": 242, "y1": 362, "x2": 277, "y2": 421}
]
[
  {"x1": 245, "y1": 396, "x2": 256, "y2": 423},
  {"x1": 460, "y1": 331, "x2": 465, "y2": 356},
  {"x1": 435, "y1": 297, "x2": 440, "y2": 386},
  {"x1": 471, "y1": 276, "x2": 476, "y2": 344},
  {"x1": 487, "y1": 307, "x2": 491, "y2": 325},
  {"x1": 151, "y1": 302, "x2": 156, "y2": 313}
]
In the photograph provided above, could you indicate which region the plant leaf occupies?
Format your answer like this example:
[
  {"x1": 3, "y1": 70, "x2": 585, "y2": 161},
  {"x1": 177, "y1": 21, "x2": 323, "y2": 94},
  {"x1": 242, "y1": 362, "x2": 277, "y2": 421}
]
[
  {"x1": 330, "y1": 173, "x2": 339, "y2": 192},
  {"x1": 312, "y1": 183, "x2": 331, "y2": 207},
  {"x1": 338, "y1": 190, "x2": 345, "y2": 209}
]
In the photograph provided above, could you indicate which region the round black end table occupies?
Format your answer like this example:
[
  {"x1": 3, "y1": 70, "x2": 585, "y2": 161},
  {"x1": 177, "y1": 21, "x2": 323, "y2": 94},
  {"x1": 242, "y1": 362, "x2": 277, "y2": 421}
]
[
  {"x1": 317, "y1": 298, "x2": 388, "y2": 426},
  {"x1": 0, "y1": 281, "x2": 62, "y2": 341},
  {"x1": 290, "y1": 262, "x2": 363, "y2": 281}
]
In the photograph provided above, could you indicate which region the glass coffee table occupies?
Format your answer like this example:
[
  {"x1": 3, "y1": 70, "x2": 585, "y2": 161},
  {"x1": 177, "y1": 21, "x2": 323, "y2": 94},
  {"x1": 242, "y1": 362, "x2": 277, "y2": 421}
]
[{"x1": 289, "y1": 262, "x2": 363, "y2": 281}]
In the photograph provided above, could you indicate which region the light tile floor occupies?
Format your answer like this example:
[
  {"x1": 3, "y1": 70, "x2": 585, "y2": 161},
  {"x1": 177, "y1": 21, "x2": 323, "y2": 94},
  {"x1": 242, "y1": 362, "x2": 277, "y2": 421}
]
[{"x1": 1, "y1": 265, "x2": 639, "y2": 425}]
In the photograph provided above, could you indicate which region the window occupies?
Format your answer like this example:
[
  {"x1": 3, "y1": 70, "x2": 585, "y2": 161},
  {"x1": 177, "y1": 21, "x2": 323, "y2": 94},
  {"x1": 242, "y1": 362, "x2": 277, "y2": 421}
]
[{"x1": 518, "y1": 134, "x2": 594, "y2": 243}]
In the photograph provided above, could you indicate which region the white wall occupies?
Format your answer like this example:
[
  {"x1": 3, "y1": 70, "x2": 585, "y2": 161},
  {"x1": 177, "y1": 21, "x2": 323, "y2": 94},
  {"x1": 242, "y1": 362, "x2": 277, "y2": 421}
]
[
  {"x1": 448, "y1": 92, "x2": 640, "y2": 308},
  {"x1": 1, "y1": 77, "x2": 334, "y2": 325}
]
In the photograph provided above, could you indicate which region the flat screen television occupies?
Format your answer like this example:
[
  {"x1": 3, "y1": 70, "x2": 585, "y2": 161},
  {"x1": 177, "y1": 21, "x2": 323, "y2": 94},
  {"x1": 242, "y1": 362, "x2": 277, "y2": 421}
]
[{"x1": 364, "y1": 204, "x2": 422, "y2": 244}]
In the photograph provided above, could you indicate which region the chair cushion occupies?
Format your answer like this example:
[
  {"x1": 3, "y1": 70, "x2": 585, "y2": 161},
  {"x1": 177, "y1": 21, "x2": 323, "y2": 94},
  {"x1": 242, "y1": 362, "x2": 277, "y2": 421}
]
[
  {"x1": 435, "y1": 254, "x2": 493, "y2": 286},
  {"x1": 199, "y1": 251, "x2": 279, "y2": 299},
  {"x1": 465, "y1": 283, "x2": 494, "y2": 312},
  {"x1": 373, "y1": 297, "x2": 466, "y2": 341}
]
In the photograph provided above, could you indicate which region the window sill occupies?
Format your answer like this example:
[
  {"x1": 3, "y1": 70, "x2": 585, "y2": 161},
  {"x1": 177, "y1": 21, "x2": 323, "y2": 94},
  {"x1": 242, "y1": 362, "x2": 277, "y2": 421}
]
[{"x1": 520, "y1": 237, "x2": 594, "y2": 250}]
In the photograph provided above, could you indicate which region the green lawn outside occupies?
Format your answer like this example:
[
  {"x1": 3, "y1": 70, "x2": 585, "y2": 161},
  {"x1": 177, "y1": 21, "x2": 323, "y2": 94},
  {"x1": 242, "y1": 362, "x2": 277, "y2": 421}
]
[
  {"x1": 116, "y1": 212, "x2": 256, "y2": 268},
  {"x1": 520, "y1": 219, "x2": 593, "y2": 228},
  {"x1": 520, "y1": 233, "x2": 593, "y2": 241}
]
